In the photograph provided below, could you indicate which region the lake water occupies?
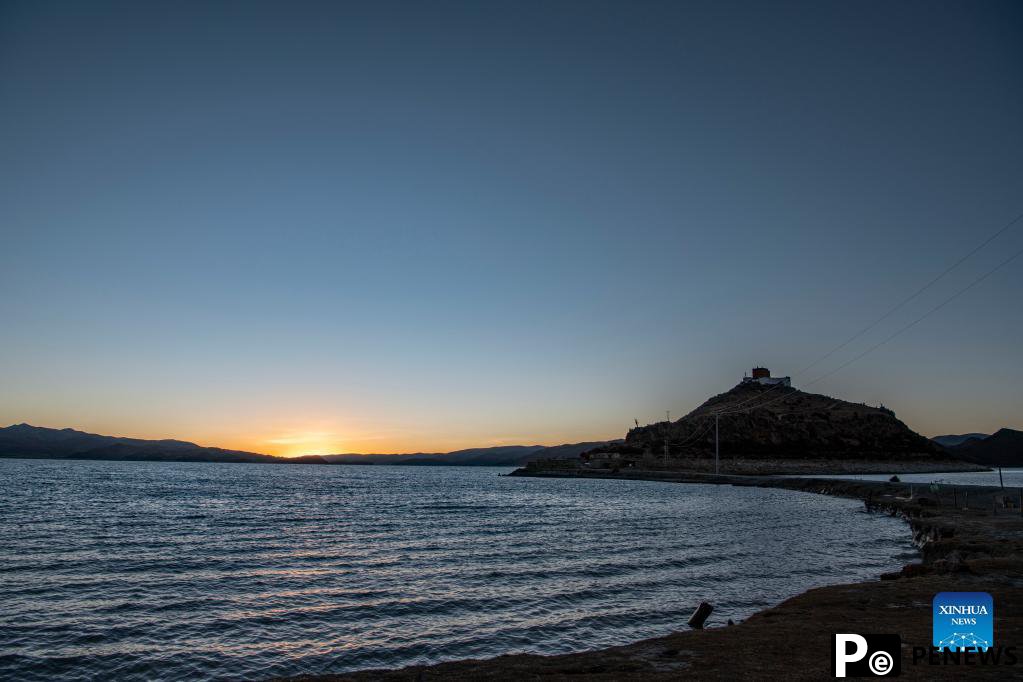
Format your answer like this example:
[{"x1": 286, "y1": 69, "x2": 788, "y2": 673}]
[{"x1": 0, "y1": 459, "x2": 916, "y2": 680}]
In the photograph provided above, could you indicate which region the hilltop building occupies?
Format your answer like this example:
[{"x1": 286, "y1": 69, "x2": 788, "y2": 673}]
[{"x1": 741, "y1": 366, "x2": 791, "y2": 387}]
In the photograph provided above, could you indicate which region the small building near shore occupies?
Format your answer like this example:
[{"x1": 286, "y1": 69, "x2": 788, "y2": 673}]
[{"x1": 741, "y1": 366, "x2": 791, "y2": 387}]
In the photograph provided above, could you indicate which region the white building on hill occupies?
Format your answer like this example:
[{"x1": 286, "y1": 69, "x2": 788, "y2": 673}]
[{"x1": 741, "y1": 366, "x2": 791, "y2": 387}]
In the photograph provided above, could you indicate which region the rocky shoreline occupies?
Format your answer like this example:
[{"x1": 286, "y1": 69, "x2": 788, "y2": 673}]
[
  {"x1": 521, "y1": 457, "x2": 985, "y2": 476},
  {"x1": 281, "y1": 470, "x2": 1023, "y2": 681}
]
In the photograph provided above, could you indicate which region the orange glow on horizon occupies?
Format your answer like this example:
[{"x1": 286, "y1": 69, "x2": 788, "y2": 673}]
[
  {"x1": 2, "y1": 416, "x2": 623, "y2": 459},
  {"x1": 239, "y1": 430, "x2": 619, "y2": 458},
  {"x1": 260, "y1": 432, "x2": 347, "y2": 458}
]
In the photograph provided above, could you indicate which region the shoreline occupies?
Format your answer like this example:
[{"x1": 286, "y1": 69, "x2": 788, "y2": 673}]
[
  {"x1": 282, "y1": 469, "x2": 1023, "y2": 681},
  {"x1": 518, "y1": 458, "x2": 988, "y2": 476}
]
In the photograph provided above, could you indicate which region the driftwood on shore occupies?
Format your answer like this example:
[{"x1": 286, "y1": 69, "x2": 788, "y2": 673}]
[{"x1": 687, "y1": 602, "x2": 713, "y2": 629}]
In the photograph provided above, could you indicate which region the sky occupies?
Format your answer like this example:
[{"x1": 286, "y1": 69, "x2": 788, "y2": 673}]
[{"x1": 1, "y1": 1, "x2": 1021, "y2": 456}]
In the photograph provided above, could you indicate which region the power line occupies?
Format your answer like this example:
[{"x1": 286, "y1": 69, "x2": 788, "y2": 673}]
[
  {"x1": 711, "y1": 211, "x2": 1023, "y2": 417},
  {"x1": 801, "y1": 242, "x2": 1023, "y2": 389},
  {"x1": 794, "y1": 209, "x2": 1023, "y2": 377},
  {"x1": 664, "y1": 422, "x2": 715, "y2": 458},
  {"x1": 715, "y1": 241, "x2": 1023, "y2": 417},
  {"x1": 660, "y1": 211, "x2": 1023, "y2": 461}
]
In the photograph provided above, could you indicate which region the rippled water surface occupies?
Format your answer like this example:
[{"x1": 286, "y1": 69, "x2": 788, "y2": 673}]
[{"x1": 0, "y1": 459, "x2": 917, "y2": 680}]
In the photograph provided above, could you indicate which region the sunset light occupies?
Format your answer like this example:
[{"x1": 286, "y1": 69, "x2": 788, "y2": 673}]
[
  {"x1": 264, "y1": 432, "x2": 345, "y2": 458},
  {"x1": 2, "y1": 2, "x2": 1022, "y2": 680}
]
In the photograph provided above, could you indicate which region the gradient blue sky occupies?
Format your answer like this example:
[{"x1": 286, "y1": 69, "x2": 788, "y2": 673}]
[{"x1": 2, "y1": 1, "x2": 1021, "y2": 455}]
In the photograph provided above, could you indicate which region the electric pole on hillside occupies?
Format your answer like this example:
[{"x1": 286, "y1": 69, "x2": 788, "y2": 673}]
[
  {"x1": 664, "y1": 411, "x2": 670, "y2": 465},
  {"x1": 715, "y1": 413, "x2": 720, "y2": 475}
]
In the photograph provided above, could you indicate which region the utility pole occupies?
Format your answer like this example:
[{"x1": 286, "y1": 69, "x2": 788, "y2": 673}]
[
  {"x1": 715, "y1": 413, "x2": 720, "y2": 475},
  {"x1": 664, "y1": 411, "x2": 671, "y2": 466}
]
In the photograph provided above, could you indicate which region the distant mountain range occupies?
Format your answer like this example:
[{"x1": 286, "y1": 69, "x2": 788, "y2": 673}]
[
  {"x1": 931, "y1": 433, "x2": 990, "y2": 448},
  {"x1": 0, "y1": 424, "x2": 614, "y2": 467},
  {"x1": 323, "y1": 441, "x2": 618, "y2": 467},
  {"x1": 0, "y1": 423, "x2": 311, "y2": 464},
  {"x1": 933, "y1": 429, "x2": 1023, "y2": 467}
]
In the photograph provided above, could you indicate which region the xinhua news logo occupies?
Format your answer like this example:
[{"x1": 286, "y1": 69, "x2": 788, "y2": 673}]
[
  {"x1": 913, "y1": 591, "x2": 1016, "y2": 667},
  {"x1": 933, "y1": 591, "x2": 992, "y2": 651},
  {"x1": 833, "y1": 634, "x2": 901, "y2": 677}
]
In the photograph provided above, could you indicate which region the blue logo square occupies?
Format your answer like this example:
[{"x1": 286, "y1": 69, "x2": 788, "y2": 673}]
[{"x1": 933, "y1": 592, "x2": 993, "y2": 651}]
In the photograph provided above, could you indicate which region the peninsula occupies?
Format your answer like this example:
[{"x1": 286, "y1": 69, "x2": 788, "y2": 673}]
[{"x1": 553, "y1": 369, "x2": 981, "y2": 475}]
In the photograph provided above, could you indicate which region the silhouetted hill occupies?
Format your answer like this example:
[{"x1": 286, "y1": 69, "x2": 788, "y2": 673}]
[
  {"x1": 611, "y1": 382, "x2": 942, "y2": 461},
  {"x1": 932, "y1": 433, "x2": 990, "y2": 448},
  {"x1": 0, "y1": 424, "x2": 320, "y2": 464},
  {"x1": 950, "y1": 428, "x2": 1023, "y2": 466}
]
